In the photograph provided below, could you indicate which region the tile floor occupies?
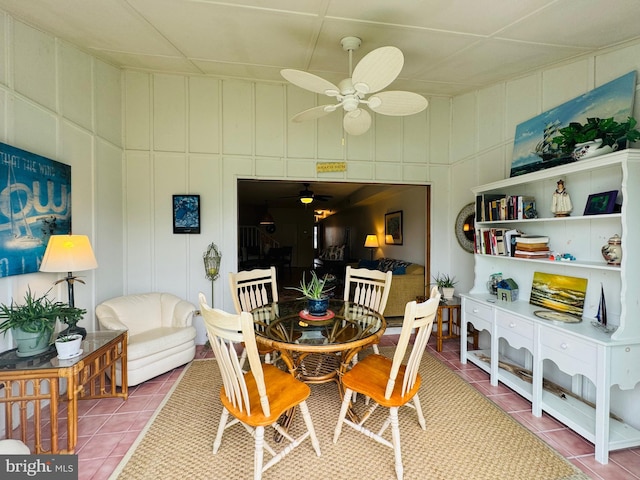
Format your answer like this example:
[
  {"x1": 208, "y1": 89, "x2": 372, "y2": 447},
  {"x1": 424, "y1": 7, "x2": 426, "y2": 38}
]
[{"x1": 62, "y1": 336, "x2": 640, "y2": 479}]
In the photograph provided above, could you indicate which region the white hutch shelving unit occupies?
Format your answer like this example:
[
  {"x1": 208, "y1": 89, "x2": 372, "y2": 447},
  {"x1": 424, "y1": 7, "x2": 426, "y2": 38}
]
[{"x1": 460, "y1": 149, "x2": 640, "y2": 464}]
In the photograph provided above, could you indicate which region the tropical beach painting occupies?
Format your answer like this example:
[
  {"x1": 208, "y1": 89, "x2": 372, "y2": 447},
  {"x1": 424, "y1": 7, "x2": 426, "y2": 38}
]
[
  {"x1": 510, "y1": 71, "x2": 637, "y2": 177},
  {"x1": 0, "y1": 142, "x2": 71, "y2": 277},
  {"x1": 530, "y1": 271, "x2": 588, "y2": 318}
]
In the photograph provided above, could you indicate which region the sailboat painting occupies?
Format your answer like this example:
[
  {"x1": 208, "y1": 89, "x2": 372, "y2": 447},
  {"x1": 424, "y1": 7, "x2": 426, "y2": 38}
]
[
  {"x1": 510, "y1": 70, "x2": 637, "y2": 177},
  {"x1": 0, "y1": 142, "x2": 71, "y2": 277}
]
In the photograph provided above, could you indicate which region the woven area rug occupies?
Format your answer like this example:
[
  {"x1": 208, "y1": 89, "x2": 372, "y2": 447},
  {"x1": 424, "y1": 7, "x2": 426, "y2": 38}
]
[{"x1": 111, "y1": 349, "x2": 589, "y2": 480}]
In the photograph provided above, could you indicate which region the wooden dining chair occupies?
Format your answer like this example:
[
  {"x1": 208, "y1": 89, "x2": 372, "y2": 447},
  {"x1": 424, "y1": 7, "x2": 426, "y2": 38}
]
[
  {"x1": 343, "y1": 266, "x2": 393, "y2": 356},
  {"x1": 198, "y1": 293, "x2": 321, "y2": 479},
  {"x1": 229, "y1": 267, "x2": 279, "y2": 366},
  {"x1": 333, "y1": 286, "x2": 440, "y2": 480}
]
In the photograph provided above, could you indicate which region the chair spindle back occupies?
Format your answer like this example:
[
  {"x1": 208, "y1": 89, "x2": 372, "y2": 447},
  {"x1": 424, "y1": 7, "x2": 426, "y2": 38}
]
[
  {"x1": 199, "y1": 293, "x2": 270, "y2": 417},
  {"x1": 385, "y1": 286, "x2": 440, "y2": 399}
]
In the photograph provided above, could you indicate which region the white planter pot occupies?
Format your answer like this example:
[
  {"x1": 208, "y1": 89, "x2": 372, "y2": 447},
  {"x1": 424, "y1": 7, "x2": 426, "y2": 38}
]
[
  {"x1": 442, "y1": 287, "x2": 455, "y2": 300},
  {"x1": 54, "y1": 334, "x2": 83, "y2": 359}
]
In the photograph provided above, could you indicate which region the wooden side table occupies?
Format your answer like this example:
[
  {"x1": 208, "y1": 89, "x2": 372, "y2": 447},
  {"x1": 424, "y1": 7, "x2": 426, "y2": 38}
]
[
  {"x1": 418, "y1": 296, "x2": 478, "y2": 352},
  {"x1": 0, "y1": 330, "x2": 128, "y2": 454}
]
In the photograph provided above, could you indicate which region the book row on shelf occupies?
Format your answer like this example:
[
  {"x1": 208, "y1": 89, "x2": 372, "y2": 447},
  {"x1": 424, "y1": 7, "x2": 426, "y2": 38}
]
[
  {"x1": 476, "y1": 193, "x2": 536, "y2": 221},
  {"x1": 474, "y1": 228, "x2": 551, "y2": 258}
]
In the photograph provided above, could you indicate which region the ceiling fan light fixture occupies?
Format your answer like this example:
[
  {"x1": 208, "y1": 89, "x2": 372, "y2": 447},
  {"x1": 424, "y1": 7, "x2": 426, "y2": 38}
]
[
  {"x1": 300, "y1": 196, "x2": 313, "y2": 204},
  {"x1": 282, "y1": 36, "x2": 428, "y2": 136},
  {"x1": 343, "y1": 97, "x2": 359, "y2": 112}
]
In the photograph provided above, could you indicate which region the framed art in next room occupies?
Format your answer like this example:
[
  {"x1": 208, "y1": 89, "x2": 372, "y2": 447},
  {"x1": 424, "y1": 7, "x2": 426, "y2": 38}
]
[
  {"x1": 173, "y1": 194, "x2": 201, "y2": 234},
  {"x1": 385, "y1": 210, "x2": 403, "y2": 245}
]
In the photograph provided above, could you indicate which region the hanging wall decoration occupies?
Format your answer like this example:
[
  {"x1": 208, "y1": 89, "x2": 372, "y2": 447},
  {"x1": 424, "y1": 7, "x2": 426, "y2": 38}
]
[
  {"x1": 0, "y1": 142, "x2": 71, "y2": 277},
  {"x1": 385, "y1": 210, "x2": 403, "y2": 245},
  {"x1": 172, "y1": 195, "x2": 201, "y2": 234}
]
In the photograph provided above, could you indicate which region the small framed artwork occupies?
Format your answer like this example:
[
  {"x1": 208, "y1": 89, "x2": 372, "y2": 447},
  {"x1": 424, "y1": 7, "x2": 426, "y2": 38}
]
[
  {"x1": 583, "y1": 190, "x2": 618, "y2": 216},
  {"x1": 173, "y1": 194, "x2": 201, "y2": 234},
  {"x1": 385, "y1": 210, "x2": 403, "y2": 245}
]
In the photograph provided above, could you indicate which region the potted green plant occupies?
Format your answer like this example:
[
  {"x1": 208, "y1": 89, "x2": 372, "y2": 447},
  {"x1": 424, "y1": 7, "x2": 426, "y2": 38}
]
[
  {"x1": 551, "y1": 116, "x2": 640, "y2": 159},
  {"x1": 59, "y1": 305, "x2": 88, "y2": 338},
  {"x1": 433, "y1": 273, "x2": 458, "y2": 300},
  {"x1": 0, "y1": 288, "x2": 85, "y2": 357},
  {"x1": 286, "y1": 271, "x2": 335, "y2": 315}
]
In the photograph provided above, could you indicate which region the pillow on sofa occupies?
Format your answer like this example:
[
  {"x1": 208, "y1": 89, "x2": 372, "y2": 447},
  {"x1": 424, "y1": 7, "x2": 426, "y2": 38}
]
[
  {"x1": 358, "y1": 259, "x2": 379, "y2": 270},
  {"x1": 377, "y1": 258, "x2": 410, "y2": 273}
]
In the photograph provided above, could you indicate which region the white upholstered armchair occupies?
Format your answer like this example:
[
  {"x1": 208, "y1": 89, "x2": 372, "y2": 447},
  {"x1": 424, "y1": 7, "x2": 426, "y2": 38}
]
[{"x1": 96, "y1": 292, "x2": 197, "y2": 386}]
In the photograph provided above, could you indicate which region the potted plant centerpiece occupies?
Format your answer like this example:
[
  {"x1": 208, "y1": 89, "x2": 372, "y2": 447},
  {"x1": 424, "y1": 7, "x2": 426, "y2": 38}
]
[
  {"x1": 0, "y1": 288, "x2": 86, "y2": 357},
  {"x1": 287, "y1": 271, "x2": 335, "y2": 316},
  {"x1": 433, "y1": 273, "x2": 458, "y2": 300},
  {"x1": 551, "y1": 116, "x2": 640, "y2": 160}
]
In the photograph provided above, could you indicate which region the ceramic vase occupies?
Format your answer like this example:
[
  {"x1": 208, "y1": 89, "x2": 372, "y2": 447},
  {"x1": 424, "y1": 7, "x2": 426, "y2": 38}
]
[
  {"x1": 601, "y1": 234, "x2": 622, "y2": 265},
  {"x1": 571, "y1": 139, "x2": 618, "y2": 161}
]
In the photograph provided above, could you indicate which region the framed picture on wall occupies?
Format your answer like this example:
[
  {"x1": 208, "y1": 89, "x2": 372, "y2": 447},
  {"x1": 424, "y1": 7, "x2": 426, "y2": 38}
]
[
  {"x1": 0, "y1": 142, "x2": 71, "y2": 278},
  {"x1": 385, "y1": 210, "x2": 403, "y2": 245},
  {"x1": 173, "y1": 194, "x2": 201, "y2": 234},
  {"x1": 583, "y1": 190, "x2": 618, "y2": 215}
]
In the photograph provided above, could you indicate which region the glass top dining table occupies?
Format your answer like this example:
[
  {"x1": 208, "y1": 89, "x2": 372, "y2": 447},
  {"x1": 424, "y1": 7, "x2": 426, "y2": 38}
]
[{"x1": 251, "y1": 298, "x2": 386, "y2": 384}]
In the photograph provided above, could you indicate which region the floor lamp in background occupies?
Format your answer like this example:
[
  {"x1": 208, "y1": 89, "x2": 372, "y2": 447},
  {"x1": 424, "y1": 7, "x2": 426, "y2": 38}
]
[
  {"x1": 364, "y1": 234, "x2": 379, "y2": 261},
  {"x1": 40, "y1": 234, "x2": 98, "y2": 337}
]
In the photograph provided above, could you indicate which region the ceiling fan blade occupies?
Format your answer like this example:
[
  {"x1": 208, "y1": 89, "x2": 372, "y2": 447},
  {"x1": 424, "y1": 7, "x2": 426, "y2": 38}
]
[
  {"x1": 315, "y1": 194, "x2": 333, "y2": 201},
  {"x1": 351, "y1": 46, "x2": 404, "y2": 95},
  {"x1": 343, "y1": 109, "x2": 372, "y2": 136},
  {"x1": 281, "y1": 69, "x2": 340, "y2": 96},
  {"x1": 368, "y1": 91, "x2": 428, "y2": 116},
  {"x1": 291, "y1": 105, "x2": 335, "y2": 122}
]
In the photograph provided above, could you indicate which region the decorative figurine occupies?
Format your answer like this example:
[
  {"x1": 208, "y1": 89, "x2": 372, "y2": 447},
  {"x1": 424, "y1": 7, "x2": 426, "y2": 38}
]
[{"x1": 551, "y1": 179, "x2": 572, "y2": 217}]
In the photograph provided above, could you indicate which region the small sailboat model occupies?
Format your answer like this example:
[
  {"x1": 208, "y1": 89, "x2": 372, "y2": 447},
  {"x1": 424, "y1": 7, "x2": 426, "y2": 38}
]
[
  {"x1": 596, "y1": 284, "x2": 607, "y2": 327},
  {"x1": 592, "y1": 283, "x2": 616, "y2": 333}
]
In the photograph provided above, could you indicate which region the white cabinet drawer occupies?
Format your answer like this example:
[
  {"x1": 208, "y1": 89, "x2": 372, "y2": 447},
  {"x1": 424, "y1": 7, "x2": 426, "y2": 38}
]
[
  {"x1": 463, "y1": 299, "x2": 492, "y2": 331},
  {"x1": 540, "y1": 331, "x2": 597, "y2": 380},
  {"x1": 496, "y1": 311, "x2": 534, "y2": 351}
]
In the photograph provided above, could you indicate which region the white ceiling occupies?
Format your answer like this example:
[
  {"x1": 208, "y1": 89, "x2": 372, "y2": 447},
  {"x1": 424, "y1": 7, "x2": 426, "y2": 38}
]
[{"x1": 1, "y1": 0, "x2": 640, "y2": 97}]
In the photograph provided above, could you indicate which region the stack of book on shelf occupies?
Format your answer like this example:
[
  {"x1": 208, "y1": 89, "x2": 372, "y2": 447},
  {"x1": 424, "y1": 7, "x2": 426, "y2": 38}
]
[
  {"x1": 475, "y1": 194, "x2": 536, "y2": 221},
  {"x1": 514, "y1": 235, "x2": 550, "y2": 259},
  {"x1": 475, "y1": 227, "x2": 513, "y2": 255}
]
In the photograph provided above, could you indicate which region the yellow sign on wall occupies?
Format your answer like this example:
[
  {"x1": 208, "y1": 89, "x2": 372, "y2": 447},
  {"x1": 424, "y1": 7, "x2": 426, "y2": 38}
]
[{"x1": 316, "y1": 162, "x2": 347, "y2": 173}]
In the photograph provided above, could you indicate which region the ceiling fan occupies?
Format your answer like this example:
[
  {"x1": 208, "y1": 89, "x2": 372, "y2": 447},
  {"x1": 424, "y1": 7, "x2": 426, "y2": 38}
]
[
  {"x1": 281, "y1": 183, "x2": 333, "y2": 205},
  {"x1": 281, "y1": 36, "x2": 428, "y2": 136}
]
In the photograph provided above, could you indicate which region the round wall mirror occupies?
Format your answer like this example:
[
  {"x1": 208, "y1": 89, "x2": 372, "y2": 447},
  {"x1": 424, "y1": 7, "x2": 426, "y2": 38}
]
[{"x1": 455, "y1": 203, "x2": 475, "y2": 253}]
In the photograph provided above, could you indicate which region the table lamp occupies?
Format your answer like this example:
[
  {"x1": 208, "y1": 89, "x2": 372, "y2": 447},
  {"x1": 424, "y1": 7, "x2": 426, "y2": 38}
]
[
  {"x1": 40, "y1": 235, "x2": 98, "y2": 336},
  {"x1": 364, "y1": 234, "x2": 379, "y2": 261}
]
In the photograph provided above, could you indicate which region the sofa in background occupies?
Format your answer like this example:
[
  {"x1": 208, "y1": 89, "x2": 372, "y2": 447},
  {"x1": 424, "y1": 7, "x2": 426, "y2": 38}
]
[
  {"x1": 96, "y1": 292, "x2": 197, "y2": 386},
  {"x1": 356, "y1": 258, "x2": 426, "y2": 318}
]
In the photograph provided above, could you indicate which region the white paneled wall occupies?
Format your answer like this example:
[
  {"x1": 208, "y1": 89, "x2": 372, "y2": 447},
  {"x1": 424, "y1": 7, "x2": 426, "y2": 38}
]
[
  {"x1": 0, "y1": 16, "x2": 123, "y2": 350},
  {"x1": 123, "y1": 72, "x2": 449, "y2": 314}
]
